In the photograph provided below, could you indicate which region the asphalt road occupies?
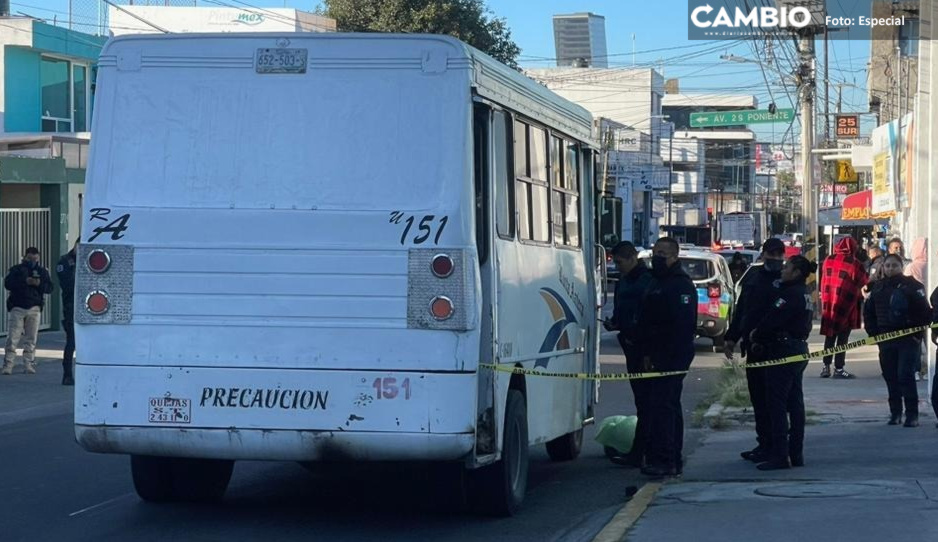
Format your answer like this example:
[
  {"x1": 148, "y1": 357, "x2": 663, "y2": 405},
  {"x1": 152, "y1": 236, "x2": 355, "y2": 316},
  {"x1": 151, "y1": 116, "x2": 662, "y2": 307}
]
[{"x1": 0, "y1": 331, "x2": 726, "y2": 542}]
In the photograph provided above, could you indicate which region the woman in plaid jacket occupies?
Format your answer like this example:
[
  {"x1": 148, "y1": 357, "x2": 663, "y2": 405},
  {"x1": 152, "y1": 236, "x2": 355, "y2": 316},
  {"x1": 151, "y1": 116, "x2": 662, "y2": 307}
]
[{"x1": 819, "y1": 237, "x2": 868, "y2": 378}]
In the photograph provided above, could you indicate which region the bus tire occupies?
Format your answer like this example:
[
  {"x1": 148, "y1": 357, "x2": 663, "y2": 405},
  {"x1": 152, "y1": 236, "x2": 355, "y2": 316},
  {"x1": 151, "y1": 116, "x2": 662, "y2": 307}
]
[
  {"x1": 170, "y1": 458, "x2": 235, "y2": 503},
  {"x1": 545, "y1": 428, "x2": 583, "y2": 461},
  {"x1": 468, "y1": 390, "x2": 528, "y2": 516},
  {"x1": 130, "y1": 455, "x2": 175, "y2": 502}
]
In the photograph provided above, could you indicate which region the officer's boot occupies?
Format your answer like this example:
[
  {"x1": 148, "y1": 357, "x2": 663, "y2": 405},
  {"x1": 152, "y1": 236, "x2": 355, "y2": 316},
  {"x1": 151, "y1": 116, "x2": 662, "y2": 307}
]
[
  {"x1": 62, "y1": 360, "x2": 74, "y2": 386},
  {"x1": 888, "y1": 399, "x2": 903, "y2": 425},
  {"x1": 903, "y1": 397, "x2": 919, "y2": 428}
]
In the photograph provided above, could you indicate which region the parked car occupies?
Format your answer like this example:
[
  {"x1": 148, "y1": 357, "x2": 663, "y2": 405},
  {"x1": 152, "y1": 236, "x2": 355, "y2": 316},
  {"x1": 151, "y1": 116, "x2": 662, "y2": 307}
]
[{"x1": 638, "y1": 249, "x2": 736, "y2": 347}]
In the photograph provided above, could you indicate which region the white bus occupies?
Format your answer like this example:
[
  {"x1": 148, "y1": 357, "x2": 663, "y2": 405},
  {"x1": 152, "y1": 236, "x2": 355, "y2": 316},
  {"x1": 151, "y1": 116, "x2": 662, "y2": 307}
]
[{"x1": 75, "y1": 33, "x2": 601, "y2": 516}]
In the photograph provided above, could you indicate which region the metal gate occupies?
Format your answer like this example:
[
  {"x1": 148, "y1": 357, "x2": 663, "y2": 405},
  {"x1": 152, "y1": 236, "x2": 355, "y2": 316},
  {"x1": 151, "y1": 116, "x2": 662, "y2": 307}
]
[{"x1": 1, "y1": 209, "x2": 53, "y2": 337}]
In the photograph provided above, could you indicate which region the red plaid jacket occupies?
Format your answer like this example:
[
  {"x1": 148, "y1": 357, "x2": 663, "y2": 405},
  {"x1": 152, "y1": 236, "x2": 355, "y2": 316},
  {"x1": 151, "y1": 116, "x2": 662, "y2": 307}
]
[{"x1": 820, "y1": 237, "x2": 868, "y2": 335}]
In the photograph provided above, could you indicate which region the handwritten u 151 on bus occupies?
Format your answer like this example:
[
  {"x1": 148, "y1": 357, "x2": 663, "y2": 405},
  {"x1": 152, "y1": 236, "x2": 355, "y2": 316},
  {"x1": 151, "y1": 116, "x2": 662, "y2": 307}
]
[{"x1": 390, "y1": 211, "x2": 448, "y2": 245}]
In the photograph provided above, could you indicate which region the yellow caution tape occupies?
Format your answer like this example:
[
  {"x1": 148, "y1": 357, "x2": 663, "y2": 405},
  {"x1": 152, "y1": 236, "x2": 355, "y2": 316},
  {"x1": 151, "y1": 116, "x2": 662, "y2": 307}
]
[{"x1": 480, "y1": 324, "x2": 936, "y2": 381}]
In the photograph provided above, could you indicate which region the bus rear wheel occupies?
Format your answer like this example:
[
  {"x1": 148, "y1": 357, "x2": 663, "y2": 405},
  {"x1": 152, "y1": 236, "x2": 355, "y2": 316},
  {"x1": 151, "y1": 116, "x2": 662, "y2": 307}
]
[
  {"x1": 545, "y1": 428, "x2": 583, "y2": 461},
  {"x1": 468, "y1": 390, "x2": 528, "y2": 516},
  {"x1": 131, "y1": 455, "x2": 234, "y2": 503}
]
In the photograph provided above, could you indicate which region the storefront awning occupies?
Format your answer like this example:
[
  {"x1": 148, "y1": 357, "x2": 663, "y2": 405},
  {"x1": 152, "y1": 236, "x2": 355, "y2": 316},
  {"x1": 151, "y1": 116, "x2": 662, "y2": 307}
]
[{"x1": 841, "y1": 189, "x2": 894, "y2": 222}]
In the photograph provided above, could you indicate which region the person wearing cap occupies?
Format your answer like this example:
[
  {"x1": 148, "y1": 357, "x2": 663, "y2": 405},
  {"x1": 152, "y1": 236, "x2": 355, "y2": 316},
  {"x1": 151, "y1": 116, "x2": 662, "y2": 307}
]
[
  {"x1": 604, "y1": 241, "x2": 654, "y2": 467},
  {"x1": 723, "y1": 237, "x2": 786, "y2": 464},
  {"x1": 748, "y1": 256, "x2": 817, "y2": 470}
]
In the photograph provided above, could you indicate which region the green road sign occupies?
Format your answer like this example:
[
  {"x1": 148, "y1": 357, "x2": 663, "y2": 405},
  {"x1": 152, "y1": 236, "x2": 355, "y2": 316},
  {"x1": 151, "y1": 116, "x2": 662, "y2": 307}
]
[{"x1": 689, "y1": 108, "x2": 795, "y2": 128}]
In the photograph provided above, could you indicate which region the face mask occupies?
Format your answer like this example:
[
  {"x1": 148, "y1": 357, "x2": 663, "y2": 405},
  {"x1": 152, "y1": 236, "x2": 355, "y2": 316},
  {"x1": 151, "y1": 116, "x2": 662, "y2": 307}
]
[
  {"x1": 763, "y1": 259, "x2": 783, "y2": 273},
  {"x1": 26, "y1": 260, "x2": 38, "y2": 269},
  {"x1": 651, "y1": 255, "x2": 669, "y2": 275}
]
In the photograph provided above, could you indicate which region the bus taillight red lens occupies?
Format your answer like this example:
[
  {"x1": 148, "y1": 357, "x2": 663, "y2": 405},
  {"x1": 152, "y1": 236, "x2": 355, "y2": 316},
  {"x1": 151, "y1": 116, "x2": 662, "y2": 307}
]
[
  {"x1": 430, "y1": 296, "x2": 454, "y2": 320},
  {"x1": 86, "y1": 291, "x2": 110, "y2": 315},
  {"x1": 87, "y1": 250, "x2": 111, "y2": 273},
  {"x1": 431, "y1": 254, "x2": 454, "y2": 278}
]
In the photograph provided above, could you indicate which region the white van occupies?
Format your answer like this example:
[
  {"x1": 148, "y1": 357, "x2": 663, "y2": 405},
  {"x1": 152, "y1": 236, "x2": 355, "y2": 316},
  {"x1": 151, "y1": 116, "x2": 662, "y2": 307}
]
[{"x1": 75, "y1": 33, "x2": 601, "y2": 516}]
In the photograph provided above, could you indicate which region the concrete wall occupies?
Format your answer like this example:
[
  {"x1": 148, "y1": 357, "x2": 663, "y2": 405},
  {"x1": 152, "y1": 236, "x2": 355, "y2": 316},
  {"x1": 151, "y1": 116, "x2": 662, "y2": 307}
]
[
  {"x1": 0, "y1": 183, "x2": 40, "y2": 207},
  {"x1": 0, "y1": 18, "x2": 34, "y2": 131},
  {"x1": 525, "y1": 68, "x2": 665, "y2": 141},
  {"x1": 4, "y1": 46, "x2": 41, "y2": 132},
  {"x1": 868, "y1": 1, "x2": 919, "y2": 123}
]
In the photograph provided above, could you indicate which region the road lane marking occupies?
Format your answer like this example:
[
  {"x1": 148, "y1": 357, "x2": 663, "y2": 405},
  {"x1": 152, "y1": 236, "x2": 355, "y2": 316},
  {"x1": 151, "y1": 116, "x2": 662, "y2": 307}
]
[
  {"x1": 591, "y1": 482, "x2": 662, "y2": 542},
  {"x1": 69, "y1": 493, "x2": 135, "y2": 517}
]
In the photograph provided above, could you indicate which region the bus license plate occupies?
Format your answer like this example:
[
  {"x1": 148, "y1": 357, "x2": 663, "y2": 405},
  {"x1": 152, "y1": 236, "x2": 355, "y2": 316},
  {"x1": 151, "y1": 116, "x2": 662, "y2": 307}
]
[
  {"x1": 148, "y1": 397, "x2": 192, "y2": 424},
  {"x1": 255, "y1": 48, "x2": 308, "y2": 74}
]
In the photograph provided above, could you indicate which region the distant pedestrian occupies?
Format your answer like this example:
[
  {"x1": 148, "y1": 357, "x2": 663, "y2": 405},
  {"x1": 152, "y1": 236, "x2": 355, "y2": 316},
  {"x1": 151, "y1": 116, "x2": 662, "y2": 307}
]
[
  {"x1": 724, "y1": 238, "x2": 787, "y2": 464},
  {"x1": 865, "y1": 244, "x2": 885, "y2": 284},
  {"x1": 864, "y1": 254, "x2": 931, "y2": 427},
  {"x1": 930, "y1": 285, "x2": 938, "y2": 428},
  {"x1": 888, "y1": 237, "x2": 911, "y2": 266},
  {"x1": 636, "y1": 237, "x2": 697, "y2": 477},
  {"x1": 3, "y1": 247, "x2": 54, "y2": 375},
  {"x1": 904, "y1": 238, "x2": 928, "y2": 381},
  {"x1": 56, "y1": 242, "x2": 78, "y2": 386},
  {"x1": 904, "y1": 238, "x2": 927, "y2": 285},
  {"x1": 748, "y1": 256, "x2": 817, "y2": 470},
  {"x1": 819, "y1": 237, "x2": 867, "y2": 379},
  {"x1": 604, "y1": 241, "x2": 654, "y2": 468},
  {"x1": 729, "y1": 252, "x2": 747, "y2": 284}
]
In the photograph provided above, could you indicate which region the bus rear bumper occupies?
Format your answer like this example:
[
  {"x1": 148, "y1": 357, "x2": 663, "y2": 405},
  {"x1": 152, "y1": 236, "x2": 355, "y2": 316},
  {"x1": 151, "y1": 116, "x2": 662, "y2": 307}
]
[{"x1": 75, "y1": 425, "x2": 475, "y2": 462}]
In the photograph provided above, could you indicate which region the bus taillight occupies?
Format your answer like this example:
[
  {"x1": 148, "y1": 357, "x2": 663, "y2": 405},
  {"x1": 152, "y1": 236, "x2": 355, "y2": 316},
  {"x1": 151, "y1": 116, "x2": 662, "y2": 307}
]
[
  {"x1": 431, "y1": 254, "x2": 454, "y2": 278},
  {"x1": 430, "y1": 296, "x2": 454, "y2": 320},
  {"x1": 86, "y1": 291, "x2": 110, "y2": 315},
  {"x1": 87, "y1": 249, "x2": 111, "y2": 273}
]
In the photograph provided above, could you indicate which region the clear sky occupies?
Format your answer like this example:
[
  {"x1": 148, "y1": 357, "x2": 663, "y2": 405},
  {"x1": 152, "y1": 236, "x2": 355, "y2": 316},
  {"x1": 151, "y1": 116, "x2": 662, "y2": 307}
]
[{"x1": 22, "y1": 0, "x2": 875, "y2": 146}]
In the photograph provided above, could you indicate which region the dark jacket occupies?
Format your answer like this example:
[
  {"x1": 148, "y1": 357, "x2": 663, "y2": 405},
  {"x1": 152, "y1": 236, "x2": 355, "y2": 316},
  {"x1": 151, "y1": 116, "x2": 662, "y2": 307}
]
[
  {"x1": 613, "y1": 264, "x2": 653, "y2": 344},
  {"x1": 724, "y1": 262, "x2": 782, "y2": 355},
  {"x1": 864, "y1": 275, "x2": 931, "y2": 342},
  {"x1": 636, "y1": 261, "x2": 697, "y2": 372},
  {"x1": 4, "y1": 260, "x2": 54, "y2": 312},
  {"x1": 930, "y1": 286, "x2": 938, "y2": 343},
  {"x1": 56, "y1": 251, "x2": 77, "y2": 317},
  {"x1": 751, "y1": 280, "x2": 813, "y2": 359}
]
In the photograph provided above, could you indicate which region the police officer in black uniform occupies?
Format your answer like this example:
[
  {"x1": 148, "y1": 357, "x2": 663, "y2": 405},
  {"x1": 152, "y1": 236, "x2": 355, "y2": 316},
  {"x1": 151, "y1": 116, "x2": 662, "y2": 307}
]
[
  {"x1": 56, "y1": 243, "x2": 77, "y2": 386},
  {"x1": 724, "y1": 238, "x2": 787, "y2": 463},
  {"x1": 636, "y1": 237, "x2": 697, "y2": 477},
  {"x1": 604, "y1": 241, "x2": 654, "y2": 467},
  {"x1": 748, "y1": 256, "x2": 817, "y2": 470},
  {"x1": 864, "y1": 253, "x2": 931, "y2": 427}
]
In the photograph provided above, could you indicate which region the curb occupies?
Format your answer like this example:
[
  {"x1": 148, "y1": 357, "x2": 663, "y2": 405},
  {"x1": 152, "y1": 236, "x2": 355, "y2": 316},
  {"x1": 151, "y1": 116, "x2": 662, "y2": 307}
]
[{"x1": 591, "y1": 482, "x2": 662, "y2": 542}]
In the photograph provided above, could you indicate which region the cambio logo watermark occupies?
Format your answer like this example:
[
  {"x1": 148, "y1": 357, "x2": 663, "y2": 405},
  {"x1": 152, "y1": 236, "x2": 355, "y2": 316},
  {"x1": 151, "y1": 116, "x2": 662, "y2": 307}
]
[
  {"x1": 688, "y1": 0, "x2": 913, "y2": 41},
  {"x1": 691, "y1": 3, "x2": 812, "y2": 31}
]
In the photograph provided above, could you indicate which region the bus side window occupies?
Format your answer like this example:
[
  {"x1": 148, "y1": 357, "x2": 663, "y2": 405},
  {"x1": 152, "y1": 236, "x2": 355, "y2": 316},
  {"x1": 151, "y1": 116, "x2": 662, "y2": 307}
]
[
  {"x1": 473, "y1": 106, "x2": 490, "y2": 265},
  {"x1": 493, "y1": 110, "x2": 513, "y2": 238}
]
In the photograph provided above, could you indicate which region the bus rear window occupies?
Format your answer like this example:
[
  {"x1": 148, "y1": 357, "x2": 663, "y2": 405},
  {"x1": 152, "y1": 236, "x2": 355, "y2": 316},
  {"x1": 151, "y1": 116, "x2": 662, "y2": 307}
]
[{"x1": 100, "y1": 77, "x2": 464, "y2": 210}]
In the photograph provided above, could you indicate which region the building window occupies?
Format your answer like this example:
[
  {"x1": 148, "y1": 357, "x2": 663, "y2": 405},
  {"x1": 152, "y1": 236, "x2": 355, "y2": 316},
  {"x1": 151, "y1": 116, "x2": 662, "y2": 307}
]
[
  {"x1": 40, "y1": 56, "x2": 92, "y2": 133},
  {"x1": 899, "y1": 18, "x2": 919, "y2": 57},
  {"x1": 73, "y1": 65, "x2": 87, "y2": 132},
  {"x1": 41, "y1": 57, "x2": 71, "y2": 132}
]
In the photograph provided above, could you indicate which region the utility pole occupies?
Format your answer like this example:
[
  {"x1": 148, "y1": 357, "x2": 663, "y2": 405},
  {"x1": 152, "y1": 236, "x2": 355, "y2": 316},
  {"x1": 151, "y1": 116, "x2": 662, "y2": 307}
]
[
  {"x1": 798, "y1": 32, "x2": 818, "y2": 295},
  {"x1": 823, "y1": 28, "x2": 830, "y2": 142}
]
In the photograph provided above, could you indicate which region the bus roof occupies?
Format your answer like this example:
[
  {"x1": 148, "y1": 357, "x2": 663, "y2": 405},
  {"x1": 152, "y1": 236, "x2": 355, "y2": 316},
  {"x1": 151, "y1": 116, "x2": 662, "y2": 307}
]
[{"x1": 100, "y1": 32, "x2": 596, "y2": 145}]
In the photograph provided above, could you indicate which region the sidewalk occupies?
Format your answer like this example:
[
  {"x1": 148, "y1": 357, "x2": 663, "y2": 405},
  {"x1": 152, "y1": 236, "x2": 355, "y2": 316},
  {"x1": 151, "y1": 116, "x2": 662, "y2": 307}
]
[
  {"x1": 625, "y1": 328, "x2": 938, "y2": 541},
  {"x1": 0, "y1": 330, "x2": 74, "y2": 425}
]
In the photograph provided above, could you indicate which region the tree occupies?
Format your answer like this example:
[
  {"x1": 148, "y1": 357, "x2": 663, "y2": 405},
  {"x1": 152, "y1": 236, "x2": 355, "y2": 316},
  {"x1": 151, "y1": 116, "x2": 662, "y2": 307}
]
[{"x1": 319, "y1": 0, "x2": 521, "y2": 68}]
